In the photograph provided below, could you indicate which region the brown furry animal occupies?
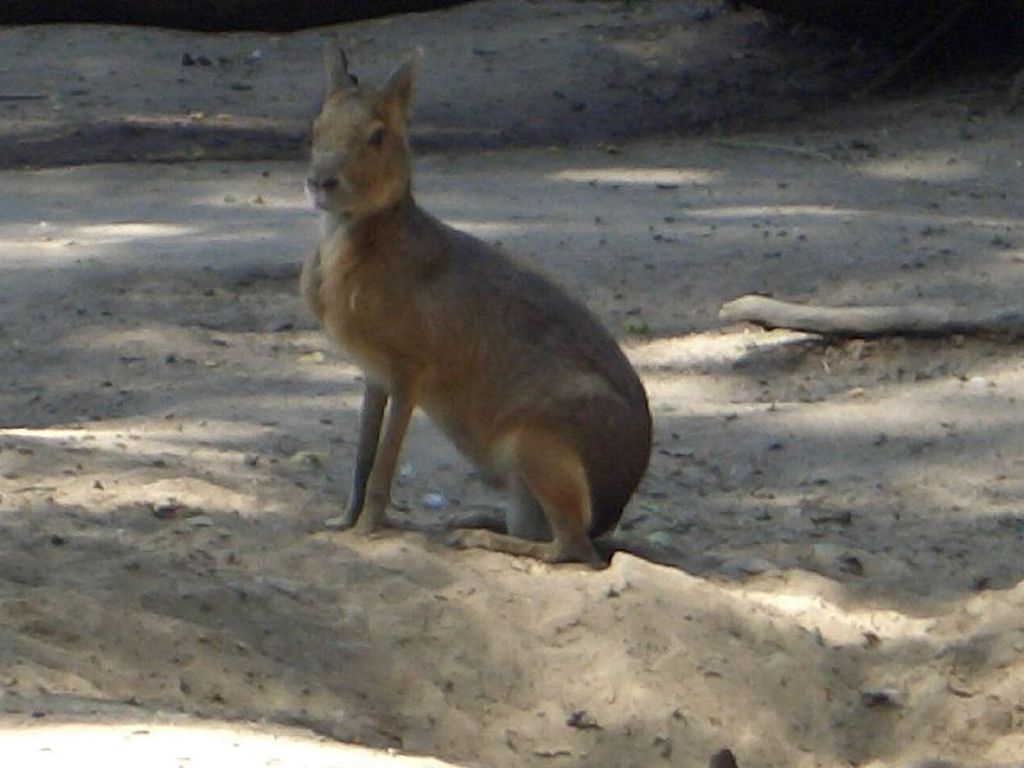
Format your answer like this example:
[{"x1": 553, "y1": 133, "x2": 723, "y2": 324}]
[{"x1": 300, "y1": 46, "x2": 651, "y2": 563}]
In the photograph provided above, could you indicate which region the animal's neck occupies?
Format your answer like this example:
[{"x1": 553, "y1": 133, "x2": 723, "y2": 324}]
[
  {"x1": 325, "y1": 189, "x2": 416, "y2": 243},
  {"x1": 319, "y1": 211, "x2": 349, "y2": 240}
]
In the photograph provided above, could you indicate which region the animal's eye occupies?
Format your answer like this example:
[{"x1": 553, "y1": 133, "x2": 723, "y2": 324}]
[{"x1": 368, "y1": 127, "x2": 385, "y2": 146}]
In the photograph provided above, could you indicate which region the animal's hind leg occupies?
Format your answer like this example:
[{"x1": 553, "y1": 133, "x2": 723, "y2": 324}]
[
  {"x1": 506, "y1": 487, "x2": 551, "y2": 542},
  {"x1": 518, "y1": 430, "x2": 600, "y2": 563},
  {"x1": 450, "y1": 428, "x2": 600, "y2": 565}
]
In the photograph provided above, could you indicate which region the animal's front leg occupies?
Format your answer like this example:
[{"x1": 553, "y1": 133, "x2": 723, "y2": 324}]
[
  {"x1": 328, "y1": 380, "x2": 387, "y2": 530},
  {"x1": 354, "y1": 376, "x2": 417, "y2": 534}
]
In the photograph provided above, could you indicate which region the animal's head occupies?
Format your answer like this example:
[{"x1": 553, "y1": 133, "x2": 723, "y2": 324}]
[{"x1": 307, "y1": 46, "x2": 418, "y2": 220}]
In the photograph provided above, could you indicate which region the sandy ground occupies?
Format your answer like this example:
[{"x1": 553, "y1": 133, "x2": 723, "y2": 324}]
[{"x1": 3, "y1": 2, "x2": 1024, "y2": 767}]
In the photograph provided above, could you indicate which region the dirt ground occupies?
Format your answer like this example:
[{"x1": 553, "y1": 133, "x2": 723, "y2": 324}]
[{"x1": 2, "y1": 2, "x2": 1024, "y2": 767}]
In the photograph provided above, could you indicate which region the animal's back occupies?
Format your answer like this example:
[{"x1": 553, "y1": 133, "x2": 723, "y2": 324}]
[{"x1": 398, "y1": 210, "x2": 652, "y2": 535}]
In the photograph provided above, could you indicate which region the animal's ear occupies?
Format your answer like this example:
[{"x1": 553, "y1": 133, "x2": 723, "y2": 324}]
[
  {"x1": 381, "y1": 50, "x2": 420, "y2": 125},
  {"x1": 323, "y1": 43, "x2": 358, "y2": 95}
]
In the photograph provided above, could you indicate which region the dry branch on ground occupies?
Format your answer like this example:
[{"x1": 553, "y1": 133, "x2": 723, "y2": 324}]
[{"x1": 719, "y1": 294, "x2": 1024, "y2": 337}]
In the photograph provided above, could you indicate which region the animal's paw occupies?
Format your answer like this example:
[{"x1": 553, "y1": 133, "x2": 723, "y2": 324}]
[
  {"x1": 351, "y1": 517, "x2": 384, "y2": 536},
  {"x1": 323, "y1": 515, "x2": 355, "y2": 531}
]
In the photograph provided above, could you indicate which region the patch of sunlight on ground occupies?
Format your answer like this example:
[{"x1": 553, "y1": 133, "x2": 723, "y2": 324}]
[
  {"x1": 687, "y1": 204, "x2": 863, "y2": 220},
  {"x1": 0, "y1": 720, "x2": 464, "y2": 768},
  {"x1": 193, "y1": 192, "x2": 310, "y2": 211},
  {"x1": 739, "y1": 586, "x2": 937, "y2": 648},
  {"x1": 0, "y1": 422, "x2": 295, "y2": 516},
  {"x1": 857, "y1": 152, "x2": 981, "y2": 183},
  {"x1": 550, "y1": 166, "x2": 718, "y2": 186},
  {"x1": 686, "y1": 203, "x2": 1021, "y2": 230},
  {"x1": 780, "y1": 381, "x2": 1019, "y2": 437},
  {"x1": 0, "y1": 223, "x2": 202, "y2": 265},
  {"x1": 112, "y1": 113, "x2": 302, "y2": 132},
  {"x1": 442, "y1": 219, "x2": 537, "y2": 237},
  {"x1": 629, "y1": 329, "x2": 816, "y2": 371},
  {"x1": 629, "y1": 329, "x2": 814, "y2": 417},
  {"x1": 0, "y1": 240, "x2": 85, "y2": 266},
  {"x1": 71, "y1": 222, "x2": 197, "y2": 240},
  {"x1": 627, "y1": 327, "x2": 1024, "y2": 438},
  {"x1": 440, "y1": 215, "x2": 719, "y2": 239},
  {"x1": 643, "y1": 377, "x2": 750, "y2": 418},
  {"x1": 0, "y1": 422, "x2": 272, "y2": 456}
]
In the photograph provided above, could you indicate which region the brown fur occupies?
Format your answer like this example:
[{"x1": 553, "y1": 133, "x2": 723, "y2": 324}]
[{"x1": 300, "y1": 45, "x2": 652, "y2": 564}]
